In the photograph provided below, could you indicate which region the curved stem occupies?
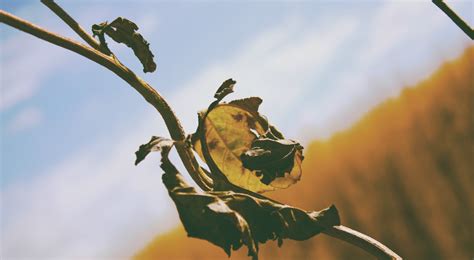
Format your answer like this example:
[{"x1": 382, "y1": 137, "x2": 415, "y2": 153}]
[
  {"x1": 40, "y1": 0, "x2": 102, "y2": 51},
  {"x1": 323, "y1": 226, "x2": 402, "y2": 259},
  {"x1": 0, "y1": 9, "x2": 212, "y2": 191},
  {"x1": 0, "y1": 7, "x2": 400, "y2": 260}
]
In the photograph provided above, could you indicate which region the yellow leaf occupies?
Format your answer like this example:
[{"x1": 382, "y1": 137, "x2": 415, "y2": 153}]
[{"x1": 193, "y1": 102, "x2": 302, "y2": 193}]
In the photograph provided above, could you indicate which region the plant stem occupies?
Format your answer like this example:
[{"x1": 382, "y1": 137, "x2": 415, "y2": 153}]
[
  {"x1": 0, "y1": 7, "x2": 401, "y2": 260},
  {"x1": 323, "y1": 226, "x2": 401, "y2": 259},
  {"x1": 0, "y1": 9, "x2": 212, "y2": 191},
  {"x1": 40, "y1": 0, "x2": 102, "y2": 51},
  {"x1": 432, "y1": 0, "x2": 473, "y2": 40}
]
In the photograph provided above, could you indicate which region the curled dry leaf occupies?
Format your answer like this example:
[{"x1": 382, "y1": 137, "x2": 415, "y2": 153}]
[
  {"x1": 241, "y1": 138, "x2": 304, "y2": 185},
  {"x1": 192, "y1": 79, "x2": 304, "y2": 193},
  {"x1": 161, "y1": 154, "x2": 340, "y2": 260},
  {"x1": 134, "y1": 136, "x2": 174, "y2": 165},
  {"x1": 92, "y1": 17, "x2": 156, "y2": 73},
  {"x1": 214, "y1": 78, "x2": 236, "y2": 101},
  {"x1": 193, "y1": 99, "x2": 272, "y2": 192}
]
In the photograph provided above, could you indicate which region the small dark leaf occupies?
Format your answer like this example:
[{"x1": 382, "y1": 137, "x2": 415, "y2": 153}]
[
  {"x1": 241, "y1": 138, "x2": 303, "y2": 184},
  {"x1": 91, "y1": 22, "x2": 107, "y2": 37},
  {"x1": 135, "y1": 136, "x2": 174, "y2": 165},
  {"x1": 162, "y1": 168, "x2": 340, "y2": 260},
  {"x1": 92, "y1": 17, "x2": 157, "y2": 73},
  {"x1": 214, "y1": 78, "x2": 236, "y2": 101},
  {"x1": 264, "y1": 124, "x2": 285, "y2": 140}
]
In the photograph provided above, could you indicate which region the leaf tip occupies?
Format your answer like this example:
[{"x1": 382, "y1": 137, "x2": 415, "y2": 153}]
[
  {"x1": 134, "y1": 136, "x2": 173, "y2": 166},
  {"x1": 134, "y1": 145, "x2": 147, "y2": 166},
  {"x1": 134, "y1": 156, "x2": 142, "y2": 166},
  {"x1": 214, "y1": 78, "x2": 236, "y2": 100}
]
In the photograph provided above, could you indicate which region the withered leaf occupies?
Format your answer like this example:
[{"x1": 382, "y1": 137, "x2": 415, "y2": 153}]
[
  {"x1": 241, "y1": 138, "x2": 304, "y2": 185},
  {"x1": 192, "y1": 80, "x2": 303, "y2": 192},
  {"x1": 193, "y1": 102, "x2": 274, "y2": 193},
  {"x1": 161, "y1": 161, "x2": 340, "y2": 260},
  {"x1": 214, "y1": 78, "x2": 236, "y2": 101},
  {"x1": 135, "y1": 136, "x2": 174, "y2": 165},
  {"x1": 92, "y1": 17, "x2": 156, "y2": 73},
  {"x1": 163, "y1": 172, "x2": 257, "y2": 258}
]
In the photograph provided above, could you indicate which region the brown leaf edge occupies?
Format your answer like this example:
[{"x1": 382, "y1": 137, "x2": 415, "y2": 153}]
[{"x1": 135, "y1": 136, "x2": 174, "y2": 165}]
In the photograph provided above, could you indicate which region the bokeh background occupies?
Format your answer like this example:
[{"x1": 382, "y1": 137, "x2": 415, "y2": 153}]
[{"x1": 1, "y1": 1, "x2": 472, "y2": 259}]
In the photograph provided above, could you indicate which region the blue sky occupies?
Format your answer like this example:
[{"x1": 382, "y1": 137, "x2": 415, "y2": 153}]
[{"x1": 1, "y1": 0, "x2": 472, "y2": 258}]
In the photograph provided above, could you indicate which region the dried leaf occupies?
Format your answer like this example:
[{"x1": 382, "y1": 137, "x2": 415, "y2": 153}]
[
  {"x1": 162, "y1": 168, "x2": 340, "y2": 260},
  {"x1": 92, "y1": 17, "x2": 156, "y2": 73},
  {"x1": 193, "y1": 102, "x2": 274, "y2": 193},
  {"x1": 163, "y1": 173, "x2": 257, "y2": 258},
  {"x1": 135, "y1": 136, "x2": 174, "y2": 165},
  {"x1": 192, "y1": 80, "x2": 303, "y2": 192},
  {"x1": 214, "y1": 78, "x2": 236, "y2": 101},
  {"x1": 241, "y1": 138, "x2": 304, "y2": 185},
  {"x1": 138, "y1": 118, "x2": 337, "y2": 260}
]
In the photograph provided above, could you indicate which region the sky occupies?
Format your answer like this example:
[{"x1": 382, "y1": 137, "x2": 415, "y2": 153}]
[{"x1": 0, "y1": 0, "x2": 472, "y2": 259}]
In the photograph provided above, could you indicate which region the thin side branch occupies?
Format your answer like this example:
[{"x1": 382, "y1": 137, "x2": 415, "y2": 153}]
[
  {"x1": 0, "y1": 9, "x2": 213, "y2": 191},
  {"x1": 323, "y1": 226, "x2": 402, "y2": 259},
  {"x1": 41, "y1": 0, "x2": 103, "y2": 51},
  {"x1": 432, "y1": 0, "x2": 473, "y2": 40},
  {"x1": 0, "y1": 10, "x2": 114, "y2": 70}
]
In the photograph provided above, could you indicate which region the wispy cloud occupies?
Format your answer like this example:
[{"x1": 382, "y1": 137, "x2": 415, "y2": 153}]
[
  {"x1": 0, "y1": 4, "x2": 158, "y2": 112},
  {"x1": 0, "y1": 34, "x2": 69, "y2": 111},
  {"x1": 296, "y1": 1, "x2": 473, "y2": 140},
  {"x1": 170, "y1": 16, "x2": 359, "y2": 135},
  {"x1": 0, "y1": 3, "x2": 74, "y2": 112},
  {"x1": 2, "y1": 113, "x2": 180, "y2": 258},
  {"x1": 6, "y1": 106, "x2": 43, "y2": 133}
]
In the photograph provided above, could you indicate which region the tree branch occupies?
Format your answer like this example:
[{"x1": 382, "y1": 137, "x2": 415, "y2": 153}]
[
  {"x1": 0, "y1": 6, "x2": 401, "y2": 260},
  {"x1": 323, "y1": 226, "x2": 401, "y2": 259},
  {"x1": 0, "y1": 9, "x2": 213, "y2": 191},
  {"x1": 432, "y1": 0, "x2": 473, "y2": 40},
  {"x1": 40, "y1": 0, "x2": 103, "y2": 51}
]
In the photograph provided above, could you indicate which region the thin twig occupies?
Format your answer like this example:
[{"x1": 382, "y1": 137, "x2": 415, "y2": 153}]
[
  {"x1": 40, "y1": 0, "x2": 103, "y2": 51},
  {"x1": 0, "y1": 7, "x2": 401, "y2": 260},
  {"x1": 323, "y1": 226, "x2": 402, "y2": 259},
  {"x1": 432, "y1": 0, "x2": 473, "y2": 40},
  {"x1": 0, "y1": 9, "x2": 213, "y2": 191},
  {"x1": 0, "y1": 10, "x2": 114, "y2": 70}
]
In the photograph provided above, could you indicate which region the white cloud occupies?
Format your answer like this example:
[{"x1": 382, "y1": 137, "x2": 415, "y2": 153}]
[
  {"x1": 0, "y1": 35, "x2": 69, "y2": 111},
  {"x1": 1, "y1": 112, "x2": 180, "y2": 259},
  {"x1": 0, "y1": 4, "x2": 74, "y2": 112},
  {"x1": 0, "y1": 4, "x2": 157, "y2": 112},
  {"x1": 170, "y1": 16, "x2": 359, "y2": 135},
  {"x1": 296, "y1": 1, "x2": 473, "y2": 141},
  {"x1": 6, "y1": 107, "x2": 43, "y2": 133}
]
